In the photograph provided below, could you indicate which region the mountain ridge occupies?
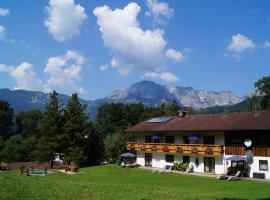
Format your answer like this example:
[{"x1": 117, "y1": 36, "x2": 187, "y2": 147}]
[{"x1": 0, "y1": 81, "x2": 243, "y2": 117}]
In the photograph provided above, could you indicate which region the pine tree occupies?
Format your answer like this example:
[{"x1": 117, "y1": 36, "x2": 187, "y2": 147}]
[
  {"x1": 63, "y1": 93, "x2": 88, "y2": 165},
  {"x1": 37, "y1": 91, "x2": 62, "y2": 162}
]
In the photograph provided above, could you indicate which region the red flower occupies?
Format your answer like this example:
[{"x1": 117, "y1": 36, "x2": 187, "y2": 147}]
[
  {"x1": 176, "y1": 147, "x2": 183, "y2": 153},
  {"x1": 191, "y1": 147, "x2": 197, "y2": 154},
  {"x1": 151, "y1": 145, "x2": 157, "y2": 151},
  {"x1": 205, "y1": 147, "x2": 212, "y2": 155},
  {"x1": 140, "y1": 145, "x2": 146, "y2": 151},
  {"x1": 163, "y1": 145, "x2": 169, "y2": 152}
]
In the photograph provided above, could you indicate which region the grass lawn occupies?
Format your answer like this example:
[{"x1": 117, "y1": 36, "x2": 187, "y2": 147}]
[{"x1": 0, "y1": 165, "x2": 270, "y2": 200}]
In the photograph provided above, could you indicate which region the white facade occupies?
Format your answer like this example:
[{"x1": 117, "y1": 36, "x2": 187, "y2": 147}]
[
  {"x1": 136, "y1": 151, "x2": 225, "y2": 174},
  {"x1": 133, "y1": 132, "x2": 270, "y2": 179}
]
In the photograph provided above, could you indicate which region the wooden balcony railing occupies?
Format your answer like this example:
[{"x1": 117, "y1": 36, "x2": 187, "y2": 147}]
[
  {"x1": 127, "y1": 142, "x2": 224, "y2": 155},
  {"x1": 225, "y1": 146, "x2": 270, "y2": 157}
]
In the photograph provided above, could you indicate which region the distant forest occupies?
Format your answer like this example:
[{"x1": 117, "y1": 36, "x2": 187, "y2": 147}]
[{"x1": 0, "y1": 76, "x2": 269, "y2": 166}]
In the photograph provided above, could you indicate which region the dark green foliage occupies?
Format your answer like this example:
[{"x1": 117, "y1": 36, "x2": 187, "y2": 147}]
[
  {"x1": 104, "y1": 131, "x2": 127, "y2": 162},
  {"x1": 0, "y1": 135, "x2": 24, "y2": 162},
  {"x1": 96, "y1": 101, "x2": 181, "y2": 161},
  {"x1": 198, "y1": 96, "x2": 262, "y2": 114},
  {"x1": 0, "y1": 101, "x2": 14, "y2": 139},
  {"x1": 96, "y1": 103, "x2": 127, "y2": 139},
  {"x1": 38, "y1": 91, "x2": 63, "y2": 161},
  {"x1": 85, "y1": 121, "x2": 103, "y2": 165},
  {"x1": 255, "y1": 76, "x2": 270, "y2": 109},
  {"x1": 63, "y1": 93, "x2": 88, "y2": 165},
  {"x1": 16, "y1": 109, "x2": 43, "y2": 136}
]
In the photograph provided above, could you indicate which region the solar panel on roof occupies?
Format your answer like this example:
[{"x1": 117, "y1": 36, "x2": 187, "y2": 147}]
[{"x1": 147, "y1": 117, "x2": 173, "y2": 123}]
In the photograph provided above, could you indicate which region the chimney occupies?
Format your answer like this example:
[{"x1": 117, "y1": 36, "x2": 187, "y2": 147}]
[{"x1": 178, "y1": 110, "x2": 187, "y2": 118}]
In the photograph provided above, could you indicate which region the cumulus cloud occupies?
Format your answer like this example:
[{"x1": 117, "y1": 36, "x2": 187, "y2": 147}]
[
  {"x1": 264, "y1": 41, "x2": 270, "y2": 48},
  {"x1": 93, "y1": 3, "x2": 167, "y2": 76},
  {"x1": 0, "y1": 51, "x2": 85, "y2": 95},
  {"x1": 145, "y1": 0, "x2": 174, "y2": 24},
  {"x1": 44, "y1": 50, "x2": 85, "y2": 94},
  {"x1": 227, "y1": 34, "x2": 255, "y2": 53},
  {"x1": 0, "y1": 63, "x2": 48, "y2": 92},
  {"x1": 0, "y1": 8, "x2": 10, "y2": 17},
  {"x1": 45, "y1": 0, "x2": 87, "y2": 42},
  {"x1": 141, "y1": 71, "x2": 179, "y2": 82},
  {"x1": 99, "y1": 64, "x2": 109, "y2": 71},
  {"x1": 165, "y1": 48, "x2": 184, "y2": 63}
]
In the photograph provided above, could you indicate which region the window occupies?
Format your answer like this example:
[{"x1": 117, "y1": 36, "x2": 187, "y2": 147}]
[
  {"x1": 183, "y1": 136, "x2": 189, "y2": 144},
  {"x1": 259, "y1": 160, "x2": 268, "y2": 171},
  {"x1": 203, "y1": 136, "x2": 215, "y2": 145},
  {"x1": 183, "y1": 156, "x2": 190, "y2": 163},
  {"x1": 145, "y1": 136, "x2": 151, "y2": 143},
  {"x1": 165, "y1": 155, "x2": 174, "y2": 163},
  {"x1": 145, "y1": 136, "x2": 160, "y2": 143},
  {"x1": 166, "y1": 136, "x2": 174, "y2": 144}
]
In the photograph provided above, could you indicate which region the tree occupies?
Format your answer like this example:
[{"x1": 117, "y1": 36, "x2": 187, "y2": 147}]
[
  {"x1": 255, "y1": 76, "x2": 270, "y2": 109},
  {"x1": 16, "y1": 110, "x2": 43, "y2": 136},
  {"x1": 0, "y1": 135, "x2": 24, "y2": 162},
  {"x1": 96, "y1": 103, "x2": 126, "y2": 139},
  {"x1": 104, "y1": 131, "x2": 126, "y2": 162},
  {"x1": 243, "y1": 95, "x2": 261, "y2": 112},
  {"x1": 0, "y1": 101, "x2": 14, "y2": 139},
  {"x1": 85, "y1": 121, "x2": 103, "y2": 165},
  {"x1": 38, "y1": 91, "x2": 63, "y2": 161},
  {"x1": 124, "y1": 104, "x2": 145, "y2": 126},
  {"x1": 63, "y1": 93, "x2": 88, "y2": 165}
]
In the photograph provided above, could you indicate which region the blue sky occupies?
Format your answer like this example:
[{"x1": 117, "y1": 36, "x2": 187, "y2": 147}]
[{"x1": 0, "y1": 0, "x2": 270, "y2": 100}]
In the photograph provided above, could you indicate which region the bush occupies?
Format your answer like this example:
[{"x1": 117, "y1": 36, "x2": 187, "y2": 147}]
[{"x1": 173, "y1": 161, "x2": 189, "y2": 171}]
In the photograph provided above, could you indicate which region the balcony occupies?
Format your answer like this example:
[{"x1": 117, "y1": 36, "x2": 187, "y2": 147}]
[
  {"x1": 225, "y1": 146, "x2": 270, "y2": 157},
  {"x1": 127, "y1": 142, "x2": 224, "y2": 155}
]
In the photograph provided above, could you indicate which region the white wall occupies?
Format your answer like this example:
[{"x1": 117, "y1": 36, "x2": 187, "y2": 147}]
[
  {"x1": 136, "y1": 151, "x2": 145, "y2": 166},
  {"x1": 247, "y1": 156, "x2": 270, "y2": 179},
  {"x1": 136, "y1": 151, "x2": 225, "y2": 174}
]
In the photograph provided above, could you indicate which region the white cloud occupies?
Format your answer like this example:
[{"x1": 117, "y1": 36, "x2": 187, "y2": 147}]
[
  {"x1": 0, "y1": 63, "x2": 48, "y2": 92},
  {"x1": 99, "y1": 64, "x2": 109, "y2": 71},
  {"x1": 145, "y1": 0, "x2": 174, "y2": 24},
  {"x1": 264, "y1": 41, "x2": 270, "y2": 48},
  {"x1": 0, "y1": 25, "x2": 5, "y2": 40},
  {"x1": 141, "y1": 71, "x2": 179, "y2": 82},
  {"x1": 93, "y1": 3, "x2": 167, "y2": 76},
  {"x1": 44, "y1": 50, "x2": 85, "y2": 94},
  {"x1": 165, "y1": 48, "x2": 184, "y2": 63},
  {"x1": 227, "y1": 34, "x2": 255, "y2": 53},
  {"x1": 0, "y1": 8, "x2": 10, "y2": 17},
  {"x1": 45, "y1": 0, "x2": 87, "y2": 42},
  {"x1": 0, "y1": 51, "x2": 85, "y2": 94}
]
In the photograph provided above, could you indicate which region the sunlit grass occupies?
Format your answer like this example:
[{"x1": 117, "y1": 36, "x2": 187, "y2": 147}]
[{"x1": 0, "y1": 165, "x2": 269, "y2": 200}]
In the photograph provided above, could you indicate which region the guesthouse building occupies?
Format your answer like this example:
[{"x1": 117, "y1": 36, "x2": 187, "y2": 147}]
[{"x1": 126, "y1": 111, "x2": 270, "y2": 179}]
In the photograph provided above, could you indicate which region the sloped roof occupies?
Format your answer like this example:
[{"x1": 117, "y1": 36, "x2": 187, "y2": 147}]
[{"x1": 126, "y1": 110, "x2": 270, "y2": 132}]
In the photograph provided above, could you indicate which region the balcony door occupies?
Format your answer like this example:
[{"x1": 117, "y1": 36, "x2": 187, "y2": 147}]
[
  {"x1": 203, "y1": 136, "x2": 215, "y2": 145},
  {"x1": 145, "y1": 153, "x2": 152, "y2": 166},
  {"x1": 204, "y1": 157, "x2": 215, "y2": 173}
]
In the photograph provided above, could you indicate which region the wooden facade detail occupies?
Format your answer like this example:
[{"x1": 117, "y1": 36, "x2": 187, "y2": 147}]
[
  {"x1": 225, "y1": 146, "x2": 270, "y2": 157},
  {"x1": 127, "y1": 142, "x2": 224, "y2": 155},
  {"x1": 225, "y1": 146, "x2": 245, "y2": 155}
]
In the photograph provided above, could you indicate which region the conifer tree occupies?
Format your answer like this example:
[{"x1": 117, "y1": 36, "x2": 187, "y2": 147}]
[
  {"x1": 37, "y1": 91, "x2": 62, "y2": 161},
  {"x1": 63, "y1": 93, "x2": 88, "y2": 165}
]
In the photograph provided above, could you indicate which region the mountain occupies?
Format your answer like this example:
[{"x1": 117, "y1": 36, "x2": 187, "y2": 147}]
[
  {"x1": 97, "y1": 81, "x2": 243, "y2": 109},
  {"x1": 0, "y1": 81, "x2": 243, "y2": 117},
  {"x1": 0, "y1": 88, "x2": 91, "y2": 113}
]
